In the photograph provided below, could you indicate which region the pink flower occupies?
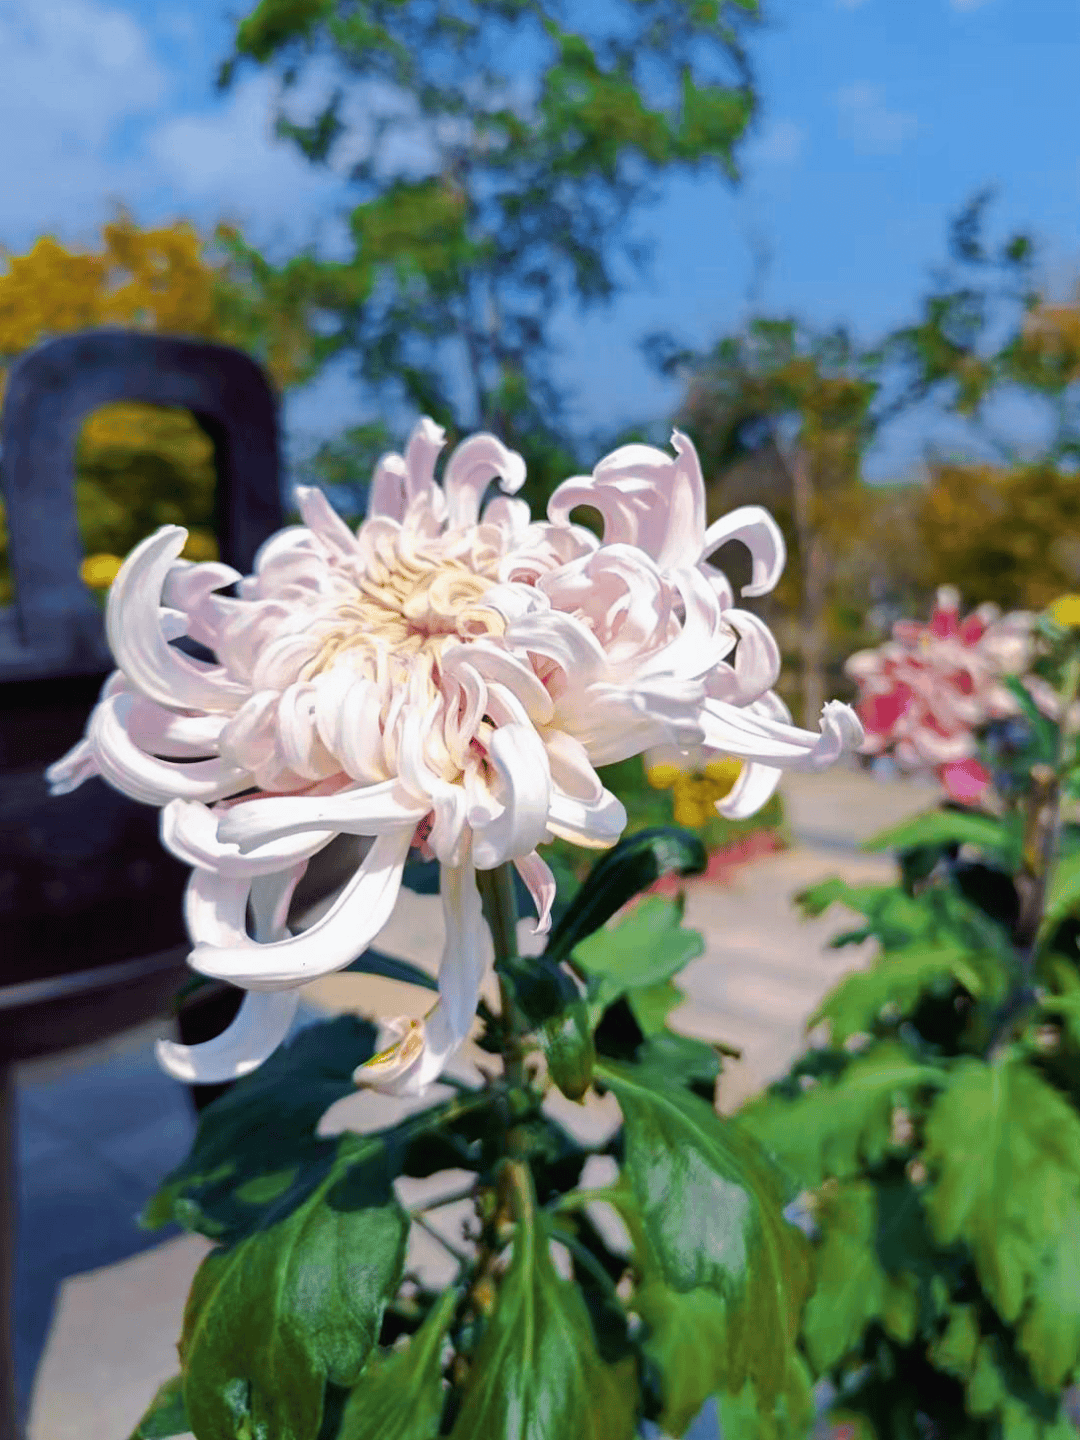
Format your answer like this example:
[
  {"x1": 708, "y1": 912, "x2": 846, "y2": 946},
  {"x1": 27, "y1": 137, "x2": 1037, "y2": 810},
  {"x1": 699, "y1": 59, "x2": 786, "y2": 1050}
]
[
  {"x1": 50, "y1": 421, "x2": 862, "y2": 1093},
  {"x1": 845, "y1": 587, "x2": 1035, "y2": 802}
]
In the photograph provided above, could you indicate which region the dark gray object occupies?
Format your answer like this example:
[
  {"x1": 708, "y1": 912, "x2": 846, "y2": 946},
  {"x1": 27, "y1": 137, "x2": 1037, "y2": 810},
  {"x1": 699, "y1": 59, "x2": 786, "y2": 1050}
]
[{"x1": 0, "y1": 330, "x2": 284, "y2": 1438}]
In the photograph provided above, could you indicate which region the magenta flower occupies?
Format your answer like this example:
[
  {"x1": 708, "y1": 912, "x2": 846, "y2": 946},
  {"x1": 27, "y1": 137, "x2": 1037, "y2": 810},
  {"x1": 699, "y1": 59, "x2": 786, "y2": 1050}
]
[{"x1": 845, "y1": 587, "x2": 1035, "y2": 804}]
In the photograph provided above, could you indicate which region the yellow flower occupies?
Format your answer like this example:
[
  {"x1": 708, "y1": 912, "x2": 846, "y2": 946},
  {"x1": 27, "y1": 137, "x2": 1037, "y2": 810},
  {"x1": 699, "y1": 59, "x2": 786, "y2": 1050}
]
[
  {"x1": 703, "y1": 756, "x2": 742, "y2": 797},
  {"x1": 80, "y1": 553, "x2": 124, "y2": 589},
  {"x1": 646, "y1": 762, "x2": 683, "y2": 791},
  {"x1": 1049, "y1": 594, "x2": 1080, "y2": 629}
]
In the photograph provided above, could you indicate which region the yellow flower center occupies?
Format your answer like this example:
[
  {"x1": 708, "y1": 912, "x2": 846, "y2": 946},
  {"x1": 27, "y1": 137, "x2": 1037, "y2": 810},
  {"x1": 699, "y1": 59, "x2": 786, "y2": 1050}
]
[{"x1": 305, "y1": 547, "x2": 506, "y2": 680}]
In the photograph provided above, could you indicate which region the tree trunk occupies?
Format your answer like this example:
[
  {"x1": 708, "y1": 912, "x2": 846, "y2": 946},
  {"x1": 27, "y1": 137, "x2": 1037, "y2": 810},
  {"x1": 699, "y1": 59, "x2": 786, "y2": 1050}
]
[{"x1": 788, "y1": 446, "x2": 828, "y2": 728}]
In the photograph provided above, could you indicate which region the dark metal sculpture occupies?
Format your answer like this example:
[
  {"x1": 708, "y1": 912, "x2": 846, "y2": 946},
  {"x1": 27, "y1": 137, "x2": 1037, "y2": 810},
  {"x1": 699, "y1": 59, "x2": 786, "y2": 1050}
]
[{"x1": 0, "y1": 330, "x2": 284, "y2": 1438}]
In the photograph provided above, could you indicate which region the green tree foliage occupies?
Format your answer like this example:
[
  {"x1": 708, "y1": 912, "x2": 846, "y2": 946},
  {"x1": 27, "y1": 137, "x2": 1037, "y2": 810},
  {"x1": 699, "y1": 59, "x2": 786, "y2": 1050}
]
[
  {"x1": 135, "y1": 828, "x2": 813, "y2": 1440},
  {"x1": 738, "y1": 606, "x2": 1080, "y2": 1436},
  {"x1": 649, "y1": 316, "x2": 881, "y2": 724},
  {"x1": 214, "y1": 0, "x2": 761, "y2": 513},
  {"x1": 0, "y1": 211, "x2": 315, "y2": 603}
]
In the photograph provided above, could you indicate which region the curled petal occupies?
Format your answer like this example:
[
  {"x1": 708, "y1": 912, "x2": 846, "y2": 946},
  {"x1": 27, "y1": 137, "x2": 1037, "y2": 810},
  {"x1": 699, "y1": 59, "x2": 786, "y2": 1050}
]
[
  {"x1": 250, "y1": 864, "x2": 309, "y2": 941},
  {"x1": 90, "y1": 692, "x2": 250, "y2": 805},
  {"x1": 702, "y1": 505, "x2": 787, "y2": 598},
  {"x1": 546, "y1": 785, "x2": 627, "y2": 849},
  {"x1": 106, "y1": 527, "x2": 247, "y2": 713},
  {"x1": 469, "y1": 723, "x2": 551, "y2": 869},
  {"x1": 442, "y1": 433, "x2": 527, "y2": 530},
  {"x1": 126, "y1": 696, "x2": 228, "y2": 757},
  {"x1": 217, "y1": 780, "x2": 428, "y2": 852},
  {"x1": 188, "y1": 829, "x2": 412, "y2": 989},
  {"x1": 184, "y1": 867, "x2": 250, "y2": 948},
  {"x1": 156, "y1": 990, "x2": 300, "y2": 1084},
  {"x1": 161, "y1": 559, "x2": 243, "y2": 650},
  {"x1": 354, "y1": 856, "x2": 486, "y2": 1094},
  {"x1": 547, "y1": 430, "x2": 706, "y2": 571},
  {"x1": 45, "y1": 737, "x2": 99, "y2": 795},
  {"x1": 161, "y1": 798, "x2": 335, "y2": 876},
  {"x1": 701, "y1": 694, "x2": 864, "y2": 772},
  {"x1": 296, "y1": 486, "x2": 362, "y2": 561},
  {"x1": 369, "y1": 453, "x2": 409, "y2": 521},
  {"x1": 404, "y1": 417, "x2": 447, "y2": 504},
  {"x1": 514, "y1": 849, "x2": 556, "y2": 934},
  {"x1": 716, "y1": 760, "x2": 784, "y2": 821}
]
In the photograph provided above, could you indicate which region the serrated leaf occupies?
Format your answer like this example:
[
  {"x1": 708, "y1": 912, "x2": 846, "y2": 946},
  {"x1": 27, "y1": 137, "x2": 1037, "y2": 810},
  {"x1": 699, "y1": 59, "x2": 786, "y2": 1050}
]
[
  {"x1": 801, "y1": 1181, "x2": 889, "y2": 1372},
  {"x1": 597, "y1": 1062, "x2": 809, "y2": 1406},
  {"x1": 128, "y1": 1375, "x2": 188, "y2": 1439},
  {"x1": 740, "y1": 1041, "x2": 947, "y2": 1190},
  {"x1": 544, "y1": 828, "x2": 706, "y2": 964},
  {"x1": 572, "y1": 895, "x2": 704, "y2": 1021},
  {"x1": 794, "y1": 879, "x2": 934, "y2": 950},
  {"x1": 923, "y1": 1054, "x2": 1080, "y2": 1388},
  {"x1": 448, "y1": 1164, "x2": 636, "y2": 1440},
  {"x1": 928, "y1": 1304, "x2": 981, "y2": 1379},
  {"x1": 337, "y1": 1286, "x2": 458, "y2": 1440},
  {"x1": 180, "y1": 1142, "x2": 409, "y2": 1440},
  {"x1": 863, "y1": 806, "x2": 1023, "y2": 869},
  {"x1": 142, "y1": 1016, "x2": 378, "y2": 1239},
  {"x1": 810, "y1": 943, "x2": 1006, "y2": 1044},
  {"x1": 713, "y1": 1357, "x2": 815, "y2": 1440},
  {"x1": 631, "y1": 1029, "x2": 722, "y2": 1097}
]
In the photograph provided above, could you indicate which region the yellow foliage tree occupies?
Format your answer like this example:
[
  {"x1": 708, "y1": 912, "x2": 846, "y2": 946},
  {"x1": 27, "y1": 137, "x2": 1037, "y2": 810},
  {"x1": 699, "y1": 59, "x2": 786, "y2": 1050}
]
[{"x1": 0, "y1": 210, "x2": 313, "y2": 604}]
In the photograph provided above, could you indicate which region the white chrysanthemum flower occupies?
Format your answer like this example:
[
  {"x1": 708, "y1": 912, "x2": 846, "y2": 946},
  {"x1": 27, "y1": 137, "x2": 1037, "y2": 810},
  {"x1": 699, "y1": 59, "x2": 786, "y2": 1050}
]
[{"x1": 48, "y1": 420, "x2": 863, "y2": 1094}]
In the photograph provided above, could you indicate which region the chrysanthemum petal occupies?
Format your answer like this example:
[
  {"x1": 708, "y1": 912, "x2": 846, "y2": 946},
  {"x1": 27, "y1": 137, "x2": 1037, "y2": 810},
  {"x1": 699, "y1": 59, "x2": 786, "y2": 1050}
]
[
  {"x1": 702, "y1": 506, "x2": 786, "y2": 598},
  {"x1": 216, "y1": 781, "x2": 427, "y2": 852},
  {"x1": 701, "y1": 694, "x2": 864, "y2": 771},
  {"x1": 161, "y1": 798, "x2": 335, "y2": 876},
  {"x1": 469, "y1": 722, "x2": 552, "y2": 869},
  {"x1": 354, "y1": 855, "x2": 486, "y2": 1094},
  {"x1": 546, "y1": 786, "x2": 627, "y2": 848},
  {"x1": 715, "y1": 760, "x2": 784, "y2": 820},
  {"x1": 188, "y1": 830, "x2": 412, "y2": 988},
  {"x1": 106, "y1": 528, "x2": 248, "y2": 713},
  {"x1": 90, "y1": 692, "x2": 250, "y2": 805},
  {"x1": 514, "y1": 850, "x2": 556, "y2": 934},
  {"x1": 156, "y1": 990, "x2": 300, "y2": 1084},
  {"x1": 443, "y1": 434, "x2": 527, "y2": 529}
]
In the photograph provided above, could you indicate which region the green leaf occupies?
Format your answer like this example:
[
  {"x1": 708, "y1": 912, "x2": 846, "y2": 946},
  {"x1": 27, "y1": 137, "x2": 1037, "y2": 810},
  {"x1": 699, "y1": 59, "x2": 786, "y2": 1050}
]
[
  {"x1": 337, "y1": 1287, "x2": 458, "y2": 1440},
  {"x1": 544, "y1": 828, "x2": 706, "y2": 964},
  {"x1": 596, "y1": 1063, "x2": 809, "y2": 1406},
  {"x1": 740, "y1": 1041, "x2": 947, "y2": 1190},
  {"x1": 448, "y1": 1163, "x2": 637, "y2": 1440},
  {"x1": 630, "y1": 1029, "x2": 723, "y2": 1097},
  {"x1": 923, "y1": 1054, "x2": 1080, "y2": 1389},
  {"x1": 800, "y1": 1181, "x2": 920, "y2": 1371},
  {"x1": 810, "y1": 943, "x2": 1007, "y2": 1044},
  {"x1": 572, "y1": 894, "x2": 705, "y2": 1020},
  {"x1": 142, "y1": 1016, "x2": 377, "y2": 1239},
  {"x1": 634, "y1": 1282, "x2": 728, "y2": 1436},
  {"x1": 344, "y1": 947, "x2": 438, "y2": 992},
  {"x1": 180, "y1": 1139, "x2": 409, "y2": 1440},
  {"x1": 862, "y1": 806, "x2": 1023, "y2": 869},
  {"x1": 1039, "y1": 849, "x2": 1080, "y2": 945},
  {"x1": 713, "y1": 1359, "x2": 815, "y2": 1440},
  {"x1": 1000, "y1": 675, "x2": 1060, "y2": 764},
  {"x1": 795, "y1": 879, "x2": 935, "y2": 951},
  {"x1": 128, "y1": 1375, "x2": 188, "y2": 1439}
]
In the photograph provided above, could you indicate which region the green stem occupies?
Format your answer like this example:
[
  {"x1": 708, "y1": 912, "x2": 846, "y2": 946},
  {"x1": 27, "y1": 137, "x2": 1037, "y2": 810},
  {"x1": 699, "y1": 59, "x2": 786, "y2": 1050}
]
[
  {"x1": 990, "y1": 654, "x2": 1080, "y2": 1053},
  {"x1": 476, "y1": 864, "x2": 525, "y2": 1088},
  {"x1": 549, "y1": 1186, "x2": 625, "y2": 1214}
]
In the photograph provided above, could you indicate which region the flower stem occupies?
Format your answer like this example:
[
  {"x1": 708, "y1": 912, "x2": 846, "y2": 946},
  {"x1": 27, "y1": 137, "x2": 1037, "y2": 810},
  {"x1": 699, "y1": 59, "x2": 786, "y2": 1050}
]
[
  {"x1": 476, "y1": 863, "x2": 526, "y2": 1089},
  {"x1": 990, "y1": 654, "x2": 1080, "y2": 1053}
]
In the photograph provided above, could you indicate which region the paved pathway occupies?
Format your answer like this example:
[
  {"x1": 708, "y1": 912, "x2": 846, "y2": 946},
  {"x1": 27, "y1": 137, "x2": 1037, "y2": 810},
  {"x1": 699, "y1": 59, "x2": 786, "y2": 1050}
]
[{"x1": 18, "y1": 761, "x2": 941, "y2": 1440}]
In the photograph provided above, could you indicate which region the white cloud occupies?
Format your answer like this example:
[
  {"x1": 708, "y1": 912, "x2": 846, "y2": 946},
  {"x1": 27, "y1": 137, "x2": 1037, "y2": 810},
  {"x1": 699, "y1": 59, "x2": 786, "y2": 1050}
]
[
  {"x1": 835, "y1": 82, "x2": 918, "y2": 156},
  {"x1": 0, "y1": 0, "x2": 167, "y2": 245},
  {"x1": 145, "y1": 71, "x2": 349, "y2": 247},
  {"x1": 743, "y1": 118, "x2": 806, "y2": 169}
]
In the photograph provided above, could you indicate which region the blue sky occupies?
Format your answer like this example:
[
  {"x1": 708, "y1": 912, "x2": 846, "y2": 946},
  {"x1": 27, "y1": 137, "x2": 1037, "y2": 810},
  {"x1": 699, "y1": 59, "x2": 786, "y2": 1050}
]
[{"x1": 1, "y1": 0, "x2": 1077, "y2": 483}]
